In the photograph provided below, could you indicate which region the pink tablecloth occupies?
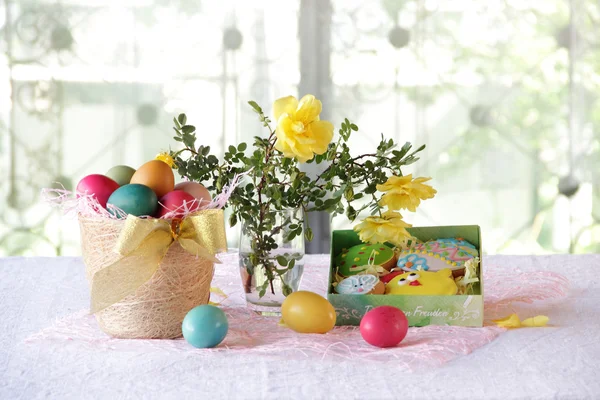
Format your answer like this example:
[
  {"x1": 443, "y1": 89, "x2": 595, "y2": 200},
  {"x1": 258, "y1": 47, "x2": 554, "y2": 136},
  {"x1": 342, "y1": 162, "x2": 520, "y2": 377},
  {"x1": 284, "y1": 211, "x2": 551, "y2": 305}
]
[{"x1": 1, "y1": 254, "x2": 594, "y2": 400}]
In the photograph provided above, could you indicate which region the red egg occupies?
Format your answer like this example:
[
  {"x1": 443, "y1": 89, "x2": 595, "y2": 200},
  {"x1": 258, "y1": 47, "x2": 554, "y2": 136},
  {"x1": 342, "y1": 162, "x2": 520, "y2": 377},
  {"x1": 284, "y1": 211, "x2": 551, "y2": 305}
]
[
  {"x1": 174, "y1": 181, "x2": 212, "y2": 206},
  {"x1": 157, "y1": 190, "x2": 200, "y2": 218},
  {"x1": 360, "y1": 306, "x2": 408, "y2": 348},
  {"x1": 76, "y1": 174, "x2": 120, "y2": 208}
]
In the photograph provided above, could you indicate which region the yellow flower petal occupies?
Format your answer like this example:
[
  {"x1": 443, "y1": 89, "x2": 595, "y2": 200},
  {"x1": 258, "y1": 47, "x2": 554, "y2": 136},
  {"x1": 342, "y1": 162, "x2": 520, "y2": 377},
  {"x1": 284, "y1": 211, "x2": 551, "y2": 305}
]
[
  {"x1": 353, "y1": 211, "x2": 412, "y2": 246},
  {"x1": 308, "y1": 120, "x2": 334, "y2": 154},
  {"x1": 492, "y1": 313, "x2": 522, "y2": 328},
  {"x1": 273, "y1": 96, "x2": 298, "y2": 121},
  {"x1": 295, "y1": 94, "x2": 322, "y2": 122},
  {"x1": 521, "y1": 315, "x2": 549, "y2": 327},
  {"x1": 376, "y1": 174, "x2": 437, "y2": 212}
]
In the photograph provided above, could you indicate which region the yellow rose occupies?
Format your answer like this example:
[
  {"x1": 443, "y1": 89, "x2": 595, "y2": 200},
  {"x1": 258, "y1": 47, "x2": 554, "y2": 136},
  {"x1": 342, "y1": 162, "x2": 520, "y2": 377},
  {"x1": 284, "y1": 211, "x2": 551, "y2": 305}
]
[
  {"x1": 353, "y1": 210, "x2": 412, "y2": 246},
  {"x1": 273, "y1": 94, "x2": 334, "y2": 163},
  {"x1": 376, "y1": 174, "x2": 437, "y2": 212}
]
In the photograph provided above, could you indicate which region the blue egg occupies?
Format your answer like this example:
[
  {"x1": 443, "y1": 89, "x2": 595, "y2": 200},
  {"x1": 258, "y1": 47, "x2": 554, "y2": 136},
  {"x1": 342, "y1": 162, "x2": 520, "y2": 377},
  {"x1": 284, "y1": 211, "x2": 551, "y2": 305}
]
[
  {"x1": 106, "y1": 183, "x2": 158, "y2": 217},
  {"x1": 182, "y1": 305, "x2": 229, "y2": 348}
]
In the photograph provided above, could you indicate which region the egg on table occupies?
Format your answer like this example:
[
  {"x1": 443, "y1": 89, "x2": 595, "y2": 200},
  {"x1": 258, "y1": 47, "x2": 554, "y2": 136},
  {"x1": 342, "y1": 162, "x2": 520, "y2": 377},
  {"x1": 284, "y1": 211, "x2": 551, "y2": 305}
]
[
  {"x1": 385, "y1": 269, "x2": 458, "y2": 296},
  {"x1": 360, "y1": 306, "x2": 408, "y2": 348},
  {"x1": 76, "y1": 174, "x2": 120, "y2": 208},
  {"x1": 130, "y1": 160, "x2": 175, "y2": 198},
  {"x1": 281, "y1": 291, "x2": 336, "y2": 334},
  {"x1": 107, "y1": 183, "x2": 158, "y2": 217},
  {"x1": 182, "y1": 305, "x2": 229, "y2": 349}
]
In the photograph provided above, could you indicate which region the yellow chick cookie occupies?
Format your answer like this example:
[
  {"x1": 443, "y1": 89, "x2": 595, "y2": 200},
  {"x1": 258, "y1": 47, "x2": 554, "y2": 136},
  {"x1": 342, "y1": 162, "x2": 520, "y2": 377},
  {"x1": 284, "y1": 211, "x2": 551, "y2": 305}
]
[{"x1": 385, "y1": 268, "x2": 457, "y2": 295}]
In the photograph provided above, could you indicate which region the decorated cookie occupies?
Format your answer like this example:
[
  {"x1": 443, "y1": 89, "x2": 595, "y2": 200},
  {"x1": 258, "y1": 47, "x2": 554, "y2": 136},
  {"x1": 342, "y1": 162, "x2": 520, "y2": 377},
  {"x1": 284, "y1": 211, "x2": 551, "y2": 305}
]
[
  {"x1": 335, "y1": 243, "x2": 397, "y2": 277},
  {"x1": 385, "y1": 269, "x2": 458, "y2": 296},
  {"x1": 335, "y1": 275, "x2": 385, "y2": 295},
  {"x1": 396, "y1": 237, "x2": 478, "y2": 278}
]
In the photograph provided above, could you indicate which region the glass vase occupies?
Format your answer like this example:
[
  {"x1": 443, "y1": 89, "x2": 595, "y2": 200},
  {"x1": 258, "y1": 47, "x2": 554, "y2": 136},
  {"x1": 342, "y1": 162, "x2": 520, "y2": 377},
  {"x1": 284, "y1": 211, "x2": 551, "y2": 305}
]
[{"x1": 238, "y1": 208, "x2": 305, "y2": 315}]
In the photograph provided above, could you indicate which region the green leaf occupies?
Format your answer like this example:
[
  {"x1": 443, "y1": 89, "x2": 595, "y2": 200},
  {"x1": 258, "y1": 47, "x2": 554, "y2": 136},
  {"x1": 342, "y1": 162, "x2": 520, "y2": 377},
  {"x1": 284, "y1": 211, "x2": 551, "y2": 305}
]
[
  {"x1": 365, "y1": 185, "x2": 377, "y2": 194},
  {"x1": 248, "y1": 100, "x2": 263, "y2": 114},
  {"x1": 276, "y1": 255, "x2": 288, "y2": 266},
  {"x1": 288, "y1": 259, "x2": 295, "y2": 269},
  {"x1": 181, "y1": 125, "x2": 195, "y2": 134},
  {"x1": 178, "y1": 114, "x2": 187, "y2": 126},
  {"x1": 305, "y1": 226, "x2": 314, "y2": 241},
  {"x1": 229, "y1": 213, "x2": 237, "y2": 227},
  {"x1": 344, "y1": 186, "x2": 354, "y2": 201},
  {"x1": 202, "y1": 146, "x2": 210, "y2": 156},
  {"x1": 350, "y1": 123, "x2": 358, "y2": 131},
  {"x1": 282, "y1": 284, "x2": 293, "y2": 296},
  {"x1": 228, "y1": 145, "x2": 236, "y2": 154},
  {"x1": 287, "y1": 230, "x2": 297, "y2": 241},
  {"x1": 173, "y1": 117, "x2": 181, "y2": 129},
  {"x1": 238, "y1": 142, "x2": 247, "y2": 151}
]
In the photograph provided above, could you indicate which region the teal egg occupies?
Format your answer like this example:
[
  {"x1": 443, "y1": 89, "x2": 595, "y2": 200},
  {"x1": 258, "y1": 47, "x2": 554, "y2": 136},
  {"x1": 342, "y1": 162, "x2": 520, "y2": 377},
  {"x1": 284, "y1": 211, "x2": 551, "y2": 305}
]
[
  {"x1": 106, "y1": 165, "x2": 136, "y2": 187},
  {"x1": 107, "y1": 184, "x2": 158, "y2": 217},
  {"x1": 182, "y1": 305, "x2": 228, "y2": 348}
]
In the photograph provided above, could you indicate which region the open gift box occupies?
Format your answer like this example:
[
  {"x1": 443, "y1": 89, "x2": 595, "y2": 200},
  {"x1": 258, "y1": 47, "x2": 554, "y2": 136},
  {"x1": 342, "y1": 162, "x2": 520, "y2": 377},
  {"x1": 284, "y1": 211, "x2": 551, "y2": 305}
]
[{"x1": 327, "y1": 225, "x2": 483, "y2": 327}]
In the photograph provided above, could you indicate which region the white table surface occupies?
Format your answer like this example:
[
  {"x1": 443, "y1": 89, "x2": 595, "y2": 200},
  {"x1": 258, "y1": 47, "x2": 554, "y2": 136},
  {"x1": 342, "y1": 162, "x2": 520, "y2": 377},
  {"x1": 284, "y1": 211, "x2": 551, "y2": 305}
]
[{"x1": 0, "y1": 254, "x2": 598, "y2": 400}]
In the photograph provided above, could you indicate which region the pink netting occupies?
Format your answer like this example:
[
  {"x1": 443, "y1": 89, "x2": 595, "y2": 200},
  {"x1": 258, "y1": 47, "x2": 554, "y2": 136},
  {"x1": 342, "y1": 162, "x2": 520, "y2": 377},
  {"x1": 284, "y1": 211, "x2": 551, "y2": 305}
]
[{"x1": 26, "y1": 254, "x2": 569, "y2": 370}]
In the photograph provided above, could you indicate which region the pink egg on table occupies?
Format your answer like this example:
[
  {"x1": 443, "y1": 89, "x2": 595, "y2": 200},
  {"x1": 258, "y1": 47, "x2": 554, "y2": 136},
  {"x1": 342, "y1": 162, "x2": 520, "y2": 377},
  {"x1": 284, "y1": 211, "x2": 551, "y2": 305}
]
[
  {"x1": 157, "y1": 190, "x2": 200, "y2": 218},
  {"x1": 174, "y1": 181, "x2": 212, "y2": 206},
  {"x1": 360, "y1": 306, "x2": 408, "y2": 348},
  {"x1": 76, "y1": 174, "x2": 120, "y2": 208}
]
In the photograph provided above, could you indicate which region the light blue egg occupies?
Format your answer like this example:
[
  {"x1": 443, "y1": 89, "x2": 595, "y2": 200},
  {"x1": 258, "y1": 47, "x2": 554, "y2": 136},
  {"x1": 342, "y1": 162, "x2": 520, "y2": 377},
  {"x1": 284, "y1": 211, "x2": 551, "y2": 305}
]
[{"x1": 182, "y1": 305, "x2": 228, "y2": 348}]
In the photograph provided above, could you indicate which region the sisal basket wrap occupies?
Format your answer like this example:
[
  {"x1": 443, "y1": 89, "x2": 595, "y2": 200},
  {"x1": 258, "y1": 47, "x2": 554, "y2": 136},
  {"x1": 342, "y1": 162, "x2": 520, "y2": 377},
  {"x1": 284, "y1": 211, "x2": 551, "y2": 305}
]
[{"x1": 79, "y1": 216, "x2": 215, "y2": 339}]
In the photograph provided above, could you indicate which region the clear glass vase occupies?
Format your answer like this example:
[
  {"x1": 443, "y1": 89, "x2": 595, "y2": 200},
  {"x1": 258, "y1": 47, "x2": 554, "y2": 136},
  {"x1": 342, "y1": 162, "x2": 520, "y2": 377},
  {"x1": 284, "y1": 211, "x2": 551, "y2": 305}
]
[{"x1": 238, "y1": 208, "x2": 305, "y2": 315}]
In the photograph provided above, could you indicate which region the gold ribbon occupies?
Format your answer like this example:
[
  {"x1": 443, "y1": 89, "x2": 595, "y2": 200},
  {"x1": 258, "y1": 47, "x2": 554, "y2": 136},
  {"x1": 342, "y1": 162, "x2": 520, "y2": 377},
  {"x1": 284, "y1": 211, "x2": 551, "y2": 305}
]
[{"x1": 90, "y1": 209, "x2": 227, "y2": 313}]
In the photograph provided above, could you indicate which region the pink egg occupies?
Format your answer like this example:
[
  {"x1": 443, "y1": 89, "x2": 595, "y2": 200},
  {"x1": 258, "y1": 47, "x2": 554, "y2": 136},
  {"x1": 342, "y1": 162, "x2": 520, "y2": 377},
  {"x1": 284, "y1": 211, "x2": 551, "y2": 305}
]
[
  {"x1": 360, "y1": 306, "x2": 408, "y2": 348},
  {"x1": 157, "y1": 190, "x2": 200, "y2": 218},
  {"x1": 174, "y1": 181, "x2": 212, "y2": 205},
  {"x1": 76, "y1": 174, "x2": 120, "y2": 208}
]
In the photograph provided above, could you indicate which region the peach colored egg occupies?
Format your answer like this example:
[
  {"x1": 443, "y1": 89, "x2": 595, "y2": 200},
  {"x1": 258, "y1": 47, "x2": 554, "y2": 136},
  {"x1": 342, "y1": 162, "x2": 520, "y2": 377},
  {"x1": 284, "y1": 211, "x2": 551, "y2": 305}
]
[
  {"x1": 174, "y1": 181, "x2": 212, "y2": 205},
  {"x1": 130, "y1": 160, "x2": 174, "y2": 198}
]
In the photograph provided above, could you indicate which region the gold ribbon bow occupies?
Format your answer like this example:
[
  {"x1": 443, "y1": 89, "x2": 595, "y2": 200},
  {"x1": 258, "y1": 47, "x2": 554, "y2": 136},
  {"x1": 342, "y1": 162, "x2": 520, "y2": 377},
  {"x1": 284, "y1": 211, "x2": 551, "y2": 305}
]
[{"x1": 90, "y1": 209, "x2": 227, "y2": 313}]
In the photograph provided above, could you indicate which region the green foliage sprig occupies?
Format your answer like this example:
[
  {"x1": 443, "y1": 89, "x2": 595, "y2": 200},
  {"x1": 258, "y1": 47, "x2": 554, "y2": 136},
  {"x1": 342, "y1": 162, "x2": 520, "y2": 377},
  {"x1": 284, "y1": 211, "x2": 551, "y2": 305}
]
[{"x1": 171, "y1": 101, "x2": 426, "y2": 297}]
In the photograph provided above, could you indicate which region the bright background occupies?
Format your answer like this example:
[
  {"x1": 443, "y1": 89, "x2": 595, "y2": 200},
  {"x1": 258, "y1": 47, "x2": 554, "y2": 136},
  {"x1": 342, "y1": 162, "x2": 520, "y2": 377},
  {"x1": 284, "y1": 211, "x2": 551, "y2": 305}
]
[{"x1": 1, "y1": 0, "x2": 599, "y2": 256}]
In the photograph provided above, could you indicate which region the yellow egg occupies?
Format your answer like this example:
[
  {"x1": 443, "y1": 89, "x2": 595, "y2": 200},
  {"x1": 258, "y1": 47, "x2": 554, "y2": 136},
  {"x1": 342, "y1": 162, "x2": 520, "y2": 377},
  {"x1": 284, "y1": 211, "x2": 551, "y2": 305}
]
[
  {"x1": 130, "y1": 160, "x2": 175, "y2": 198},
  {"x1": 281, "y1": 291, "x2": 336, "y2": 334}
]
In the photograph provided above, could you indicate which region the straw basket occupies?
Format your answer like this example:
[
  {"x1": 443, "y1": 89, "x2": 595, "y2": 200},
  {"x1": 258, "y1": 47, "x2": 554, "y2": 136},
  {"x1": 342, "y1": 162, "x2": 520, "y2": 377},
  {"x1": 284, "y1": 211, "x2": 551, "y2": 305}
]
[{"x1": 79, "y1": 216, "x2": 215, "y2": 339}]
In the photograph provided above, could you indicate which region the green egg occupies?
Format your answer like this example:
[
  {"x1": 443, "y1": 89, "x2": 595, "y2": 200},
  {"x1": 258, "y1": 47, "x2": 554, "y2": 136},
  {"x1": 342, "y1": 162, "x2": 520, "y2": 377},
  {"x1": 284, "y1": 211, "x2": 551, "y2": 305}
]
[
  {"x1": 106, "y1": 165, "x2": 136, "y2": 187},
  {"x1": 107, "y1": 184, "x2": 158, "y2": 217}
]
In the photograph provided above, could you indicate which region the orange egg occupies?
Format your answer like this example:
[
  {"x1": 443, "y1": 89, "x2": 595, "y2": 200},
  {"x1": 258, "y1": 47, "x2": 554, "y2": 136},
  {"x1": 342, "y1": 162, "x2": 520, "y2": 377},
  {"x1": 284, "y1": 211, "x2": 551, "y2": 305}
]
[
  {"x1": 174, "y1": 181, "x2": 212, "y2": 205},
  {"x1": 130, "y1": 160, "x2": 175, "y2": 198}
]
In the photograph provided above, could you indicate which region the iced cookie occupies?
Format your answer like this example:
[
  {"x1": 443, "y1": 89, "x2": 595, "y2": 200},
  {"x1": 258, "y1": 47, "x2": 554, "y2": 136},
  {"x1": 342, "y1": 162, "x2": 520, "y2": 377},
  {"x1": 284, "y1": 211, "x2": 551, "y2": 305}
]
[
  {"x1": 396, "y1": 237, "x2": 478, "y2": 278},
  {"x1": 335, "y1": 243, "x2": 397, "y2": 277},
  {"x1": 335, "y1": 275, "x2": 385, "y2": 295},
  {"x1": 385, "y1": 269, "x2": 458, "y2": 296}
]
